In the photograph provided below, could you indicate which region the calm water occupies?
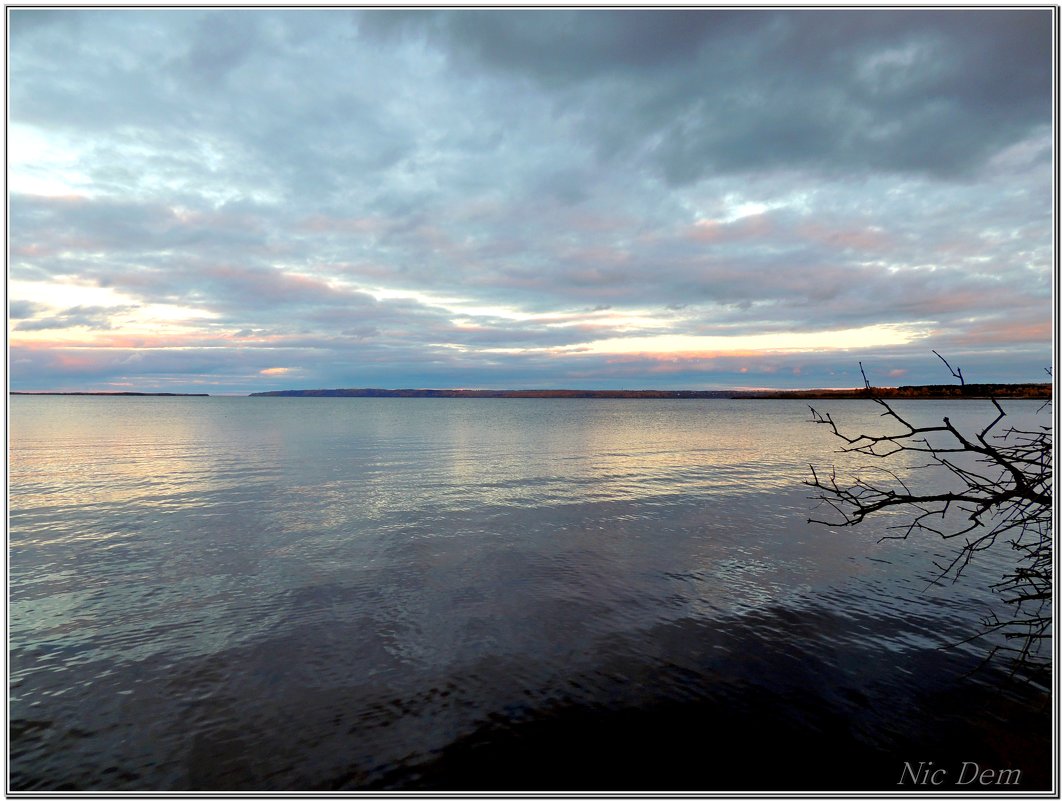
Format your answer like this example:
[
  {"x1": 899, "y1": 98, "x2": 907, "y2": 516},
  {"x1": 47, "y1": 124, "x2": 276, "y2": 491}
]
[{"x1": 8, "y1": 397, "x2": 1052, "y2": 790}]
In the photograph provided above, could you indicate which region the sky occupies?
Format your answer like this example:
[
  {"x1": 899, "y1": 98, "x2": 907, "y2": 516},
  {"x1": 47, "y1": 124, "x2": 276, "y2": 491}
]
[{"x1": 7, "y1": 9, "x2": 1055, "y2": 394}]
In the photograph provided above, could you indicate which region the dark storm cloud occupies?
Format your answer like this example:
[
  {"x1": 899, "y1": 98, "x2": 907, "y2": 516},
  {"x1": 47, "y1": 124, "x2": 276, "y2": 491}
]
[
  {"x1": 364, "y1": 9, "x2": 1050, "y2": 182},
  {"x1": 360, "y1": 10, "x2": 727, "y2": 79},
  {"x1": 178, "y1": 12, "x2": 263, "y2": 86},
  {"x1": 8, "y1": 9, "x2": 1053, "y2": 393}
]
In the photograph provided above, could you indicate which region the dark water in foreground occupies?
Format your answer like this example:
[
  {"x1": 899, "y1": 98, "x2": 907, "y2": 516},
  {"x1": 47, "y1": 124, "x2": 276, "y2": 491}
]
[{"x1": 8, "y1": 397, "x2": 1052, "y2": 790}]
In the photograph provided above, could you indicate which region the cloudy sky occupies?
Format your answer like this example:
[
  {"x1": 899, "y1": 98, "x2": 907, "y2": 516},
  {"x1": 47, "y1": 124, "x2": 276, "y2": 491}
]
[{"x1": 8, "y1": 9, "x2": 1054, "y2": 393}]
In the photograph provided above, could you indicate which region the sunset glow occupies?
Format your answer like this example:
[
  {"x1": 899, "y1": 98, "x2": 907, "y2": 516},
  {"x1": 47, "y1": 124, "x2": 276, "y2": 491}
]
[{"x1": 7, "y1": 10, "x2": 1052, "y2": 393}]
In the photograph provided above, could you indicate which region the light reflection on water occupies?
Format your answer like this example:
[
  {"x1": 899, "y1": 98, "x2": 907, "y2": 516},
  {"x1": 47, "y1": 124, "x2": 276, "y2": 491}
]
[{"x1": 8, "y1": 397, "x2": 1051, "y2": 790}]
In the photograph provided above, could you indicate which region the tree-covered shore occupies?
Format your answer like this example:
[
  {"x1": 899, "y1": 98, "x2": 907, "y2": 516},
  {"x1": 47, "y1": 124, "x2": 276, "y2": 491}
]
[{"x1": 248, "y1": 384, "x2": 1051, "y2": 400}]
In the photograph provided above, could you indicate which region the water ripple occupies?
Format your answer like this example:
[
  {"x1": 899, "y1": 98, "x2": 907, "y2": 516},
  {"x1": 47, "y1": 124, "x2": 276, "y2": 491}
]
[{"x1": 8, "y1": 396, "x2": 1051, "y2": 790}]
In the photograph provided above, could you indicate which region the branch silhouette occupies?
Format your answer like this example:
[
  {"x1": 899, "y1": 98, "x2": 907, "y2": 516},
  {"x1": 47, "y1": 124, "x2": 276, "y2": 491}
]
[{"x1": 807, "y1": 359, "x2": 1051, "y2": 678}]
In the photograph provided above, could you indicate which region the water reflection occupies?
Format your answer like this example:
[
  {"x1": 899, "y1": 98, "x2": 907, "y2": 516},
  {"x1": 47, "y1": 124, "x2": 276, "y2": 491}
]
[{"x1": 8, "y1": 397, "x2": 1050, "y2": 790}]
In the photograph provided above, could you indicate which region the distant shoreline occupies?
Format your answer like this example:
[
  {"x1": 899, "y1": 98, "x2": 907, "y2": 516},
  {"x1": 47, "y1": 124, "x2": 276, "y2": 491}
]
[
  {"x1": 9, "y1": 384, "x2": 1052, "y2": 400},
  {"x1": 10, "y1": 391, "x2": 211, "y2": 397},
  {"x1": 248, "y1": 384, "x2": 1052, "y2": 400}
]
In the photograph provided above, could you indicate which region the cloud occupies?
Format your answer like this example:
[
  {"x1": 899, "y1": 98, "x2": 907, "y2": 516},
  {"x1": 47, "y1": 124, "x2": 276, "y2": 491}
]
[
  {"x1": 14, "y1": 305, "x2": 137, "y2": 331},
  {"x1": 177, "y1": 12, "x2": 263, "y2": 87},
  {"x1": 6, "y1": 10, "x2": 1053, "y2": 392},
  {"x1": 9, "y1": 300, "x2": 47, "y2": 319},
  {"x1": 363, "y1": 10, "x2": 1051, "y2": 183}
]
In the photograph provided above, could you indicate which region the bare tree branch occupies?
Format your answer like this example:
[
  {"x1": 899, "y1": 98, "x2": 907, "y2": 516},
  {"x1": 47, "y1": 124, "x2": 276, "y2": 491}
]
[
  {"x1": 807, "y1": 357, "x2": 1052, "y2": 679},
  {"x1": 933, "y1": 349, "x2": 965, "y2": 386}
]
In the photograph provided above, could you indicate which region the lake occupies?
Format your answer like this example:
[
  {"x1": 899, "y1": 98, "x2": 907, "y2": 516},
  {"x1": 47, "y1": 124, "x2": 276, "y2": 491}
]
[{"x1": 8, "y1": 396, "x2": 1052, "y2": 790}]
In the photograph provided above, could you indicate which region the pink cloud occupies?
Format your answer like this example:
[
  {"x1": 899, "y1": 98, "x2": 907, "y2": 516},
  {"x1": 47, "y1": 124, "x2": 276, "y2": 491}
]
[
  {"x1": 795, "y1": 222, "x2": 891, "y2": 252},
  {"x1": 298, "y1": 214, "x2": 387, "y2": 235},
  {"x1": 951, "y1": 319, "x2": 1052, "y2": 346},
  {"x1": 688, "y1": 213, "x2": 774, "y2": 244}
]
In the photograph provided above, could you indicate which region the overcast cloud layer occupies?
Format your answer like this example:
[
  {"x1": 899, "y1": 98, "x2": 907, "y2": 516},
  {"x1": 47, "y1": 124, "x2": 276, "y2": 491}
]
[{"x1": 8, "y1": 9, "x2": 1054, "y2": 392}]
